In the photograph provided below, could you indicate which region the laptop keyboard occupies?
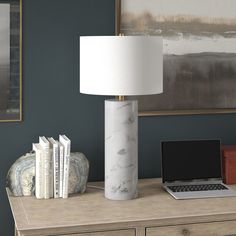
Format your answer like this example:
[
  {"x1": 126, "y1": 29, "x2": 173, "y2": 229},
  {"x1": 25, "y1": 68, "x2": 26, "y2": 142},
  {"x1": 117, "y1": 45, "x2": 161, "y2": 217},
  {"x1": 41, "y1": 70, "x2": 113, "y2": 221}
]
[{"x1": 168, "y1": 184, "x2": 228, "y2": 192}]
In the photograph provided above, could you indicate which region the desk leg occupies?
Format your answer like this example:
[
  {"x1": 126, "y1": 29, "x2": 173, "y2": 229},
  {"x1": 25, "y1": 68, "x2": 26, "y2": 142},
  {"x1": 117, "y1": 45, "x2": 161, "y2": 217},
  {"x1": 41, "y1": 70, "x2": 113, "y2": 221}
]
[{"x1": 15, "y1": 225, "x2": 19, "y2": 236}]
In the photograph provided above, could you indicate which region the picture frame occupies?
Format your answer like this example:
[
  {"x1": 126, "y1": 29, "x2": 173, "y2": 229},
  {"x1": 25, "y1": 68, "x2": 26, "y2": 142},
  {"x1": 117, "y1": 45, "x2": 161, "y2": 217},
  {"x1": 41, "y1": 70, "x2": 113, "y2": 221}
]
[
  {"x1": 116, "y1": 0, "x2": 236, "y2": 116},
  {"x1": 0, "y1": 0, "x2": 22, "y2": 122}
]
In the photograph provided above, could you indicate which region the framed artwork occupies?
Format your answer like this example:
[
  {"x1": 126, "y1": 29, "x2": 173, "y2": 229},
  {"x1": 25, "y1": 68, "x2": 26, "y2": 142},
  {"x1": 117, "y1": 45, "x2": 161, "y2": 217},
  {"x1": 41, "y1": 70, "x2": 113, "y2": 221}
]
[
  {"x1": 0, "y1": 0, "x2": 22, "y2": 122},
  {"x1": 116, "y1": 0, "x2": 236, "y2": 116}
]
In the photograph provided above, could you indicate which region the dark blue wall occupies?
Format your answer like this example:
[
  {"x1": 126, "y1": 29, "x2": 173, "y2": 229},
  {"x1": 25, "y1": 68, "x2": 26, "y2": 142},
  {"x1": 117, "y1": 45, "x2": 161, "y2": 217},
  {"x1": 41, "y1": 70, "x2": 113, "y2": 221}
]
[{"x1": 1, "y1": 0, "x2": 236, "y2": 235}]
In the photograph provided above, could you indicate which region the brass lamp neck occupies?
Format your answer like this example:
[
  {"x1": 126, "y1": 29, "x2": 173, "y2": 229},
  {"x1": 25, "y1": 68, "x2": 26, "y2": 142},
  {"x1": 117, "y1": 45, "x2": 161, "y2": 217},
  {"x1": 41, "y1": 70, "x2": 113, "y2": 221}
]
[{"x1": 116, "y1": 96, "x2": 125, "y2": 101}]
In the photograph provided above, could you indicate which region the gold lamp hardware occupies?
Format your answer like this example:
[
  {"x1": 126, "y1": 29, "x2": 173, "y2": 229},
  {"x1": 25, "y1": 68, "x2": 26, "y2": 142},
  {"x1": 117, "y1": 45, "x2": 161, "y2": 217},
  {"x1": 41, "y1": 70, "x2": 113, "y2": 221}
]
[{"x1": 116, "y1": 96, "x2": 125, "y2": 101}]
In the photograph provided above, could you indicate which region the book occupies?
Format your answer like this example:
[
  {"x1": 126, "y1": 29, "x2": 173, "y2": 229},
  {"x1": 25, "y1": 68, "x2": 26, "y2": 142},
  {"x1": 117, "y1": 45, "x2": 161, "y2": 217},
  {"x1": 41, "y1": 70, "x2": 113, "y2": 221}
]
[
  {"x1": 48, "y1": 137, "x2": 59, "y2": 198},
  {"x1": 58, "y1": 141, "x2": 64, "y2": 198},
  {"x1": 39, "y1": 136, "x2": 53, "y2": 199},
  {"x1": 59, "y1": 135, "x2": 71, "y2": 198},
  {"x1": 32, "y1": 143, "x2": 44, "y2": 199}
]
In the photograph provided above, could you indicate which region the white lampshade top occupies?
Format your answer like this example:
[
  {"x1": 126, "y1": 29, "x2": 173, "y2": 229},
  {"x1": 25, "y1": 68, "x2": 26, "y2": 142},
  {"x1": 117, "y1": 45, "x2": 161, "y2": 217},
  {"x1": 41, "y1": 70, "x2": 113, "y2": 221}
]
[{"x1": 80, "y1": 36, "x2": 163, "y2": 96}]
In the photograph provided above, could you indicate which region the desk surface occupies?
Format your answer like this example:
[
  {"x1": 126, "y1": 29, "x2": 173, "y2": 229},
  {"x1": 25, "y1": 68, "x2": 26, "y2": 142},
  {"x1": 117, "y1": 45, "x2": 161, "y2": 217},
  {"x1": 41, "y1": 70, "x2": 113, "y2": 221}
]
[{"x1": 7, "y1": 178, "x2": 236, "y2": 233}]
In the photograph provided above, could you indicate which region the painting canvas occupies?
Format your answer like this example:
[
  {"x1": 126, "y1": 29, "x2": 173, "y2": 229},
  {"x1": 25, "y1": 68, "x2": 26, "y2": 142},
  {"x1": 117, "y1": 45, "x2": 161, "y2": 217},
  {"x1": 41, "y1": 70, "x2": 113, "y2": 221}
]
[
  {"x1": 0, "y1": 4, "x2": 10, "y2": 117},
  {"x1": 118, "y1": 0, "x2": 236, "y2": 115},
  {"x1": 0, "y1": 0, "x2": 21, "y2": 121}
]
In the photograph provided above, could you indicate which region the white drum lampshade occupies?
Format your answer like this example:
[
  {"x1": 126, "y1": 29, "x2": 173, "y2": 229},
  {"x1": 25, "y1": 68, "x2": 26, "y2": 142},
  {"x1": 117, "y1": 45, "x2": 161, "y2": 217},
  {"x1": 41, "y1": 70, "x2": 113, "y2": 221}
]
[
  {"x1": 80, "y1": 36, "x2": 163, "y2": 200},
  {"x1": 80, "y1": 36, "x2": 163, "y2": 96}
]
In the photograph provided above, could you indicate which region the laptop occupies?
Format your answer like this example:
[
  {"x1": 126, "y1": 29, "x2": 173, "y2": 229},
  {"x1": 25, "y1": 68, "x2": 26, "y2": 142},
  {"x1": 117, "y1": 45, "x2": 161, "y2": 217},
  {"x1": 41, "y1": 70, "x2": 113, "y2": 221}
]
[{"x1": 161, "y1": 140, "x2": 236, "y2": 199}]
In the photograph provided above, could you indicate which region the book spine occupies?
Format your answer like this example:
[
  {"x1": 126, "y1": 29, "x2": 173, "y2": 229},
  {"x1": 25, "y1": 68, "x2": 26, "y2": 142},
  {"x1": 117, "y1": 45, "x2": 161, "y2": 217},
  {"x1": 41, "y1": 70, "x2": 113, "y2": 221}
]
[
  {"x1": 40, "y1": 150, "x2": 45, "y2": 199},
  {"x1": 62, "y1": 142, "x2": 71, "y2": 199},
  {"x1": 59, "y1": 135, "x2": 71, "y2": 199},
  {"x1": 39, "y1": 149, "x2": 45, "y2": 199},
  {"x1": 44, "y1": 147, "x2": 51, "y2": 199},
  {"x1": 62, "y1": 152, "x2": 70, "y2": 198},
  {"x1": 39, "y1": 136, "x2": 53, "y2": 199},
  {"x1": 53, "y1": 145, "x2": 59, "y2": 198},
  {"x1": 50, "y1": 153, "x2": 54, "y2": 198},
  {"x1": 59, "y1": 145, "x2": 64, "y2": 198}
]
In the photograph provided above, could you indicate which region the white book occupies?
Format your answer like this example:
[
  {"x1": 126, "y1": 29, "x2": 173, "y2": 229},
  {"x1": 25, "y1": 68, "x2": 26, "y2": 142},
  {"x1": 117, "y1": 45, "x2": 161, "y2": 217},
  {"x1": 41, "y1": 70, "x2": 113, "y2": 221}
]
[
  {"x1": 48, "y1": 137, "x2": 59, "y2": 198},
  {"x1": 59, "y1": 135, "x2": 71, "y2": 199},
  {"x1": 39, "y1": 136, "x2": 53, "y2": 199},
  {"x1": 58, "y1": 141, "x2": 64, "y2": 198},
  {"x1": 32, "y1": 143, "x2": 44, "y2": 199}
]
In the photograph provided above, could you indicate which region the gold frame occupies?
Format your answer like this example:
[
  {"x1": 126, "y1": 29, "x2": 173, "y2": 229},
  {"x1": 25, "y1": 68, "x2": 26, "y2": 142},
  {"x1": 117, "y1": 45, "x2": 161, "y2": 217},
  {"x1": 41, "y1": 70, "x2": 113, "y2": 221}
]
[
  {"x1": 115, "y1": 0, "x2": 236, "y2": 116},
  {"x1": 0, "y1": 0, "x2": 22, "y2": 122}
]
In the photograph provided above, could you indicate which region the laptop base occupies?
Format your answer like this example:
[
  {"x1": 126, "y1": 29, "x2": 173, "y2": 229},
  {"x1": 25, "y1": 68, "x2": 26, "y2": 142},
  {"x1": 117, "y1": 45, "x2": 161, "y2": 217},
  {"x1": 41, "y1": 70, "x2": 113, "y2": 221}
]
[{"x1": 163, "y1": 181, "x2": 236, "y2": 200}]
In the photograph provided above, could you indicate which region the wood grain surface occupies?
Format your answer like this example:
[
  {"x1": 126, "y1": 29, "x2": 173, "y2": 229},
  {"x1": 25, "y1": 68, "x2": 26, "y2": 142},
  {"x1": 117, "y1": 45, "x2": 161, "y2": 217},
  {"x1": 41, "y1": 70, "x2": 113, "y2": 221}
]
[{"x1": 7, "y1": 178, "x2": 236, "y2": 236}]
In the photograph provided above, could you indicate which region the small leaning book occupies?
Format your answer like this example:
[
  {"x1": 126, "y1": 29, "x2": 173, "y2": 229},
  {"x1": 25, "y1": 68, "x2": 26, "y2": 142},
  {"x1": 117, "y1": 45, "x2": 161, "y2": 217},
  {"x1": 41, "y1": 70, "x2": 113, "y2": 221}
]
[
  {"x1": 48, "y1": 137, "x2": 60, "y2": 198},
  {"x1": 39, "y1": 136, "x2": 53, "y2": 199},
  {"x1": 58, "y1": 141, "x2": 64, "y2": 198},
  {"x1": 59, "y1": 135, "x2": 71, "y2": 199}
]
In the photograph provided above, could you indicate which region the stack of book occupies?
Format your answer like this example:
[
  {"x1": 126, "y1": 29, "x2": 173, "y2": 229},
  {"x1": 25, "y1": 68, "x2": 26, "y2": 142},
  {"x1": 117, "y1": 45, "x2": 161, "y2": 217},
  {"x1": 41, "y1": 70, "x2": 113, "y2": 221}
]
[{"x1": 32, "y1": 135, "x2": 71, "y2": 199}]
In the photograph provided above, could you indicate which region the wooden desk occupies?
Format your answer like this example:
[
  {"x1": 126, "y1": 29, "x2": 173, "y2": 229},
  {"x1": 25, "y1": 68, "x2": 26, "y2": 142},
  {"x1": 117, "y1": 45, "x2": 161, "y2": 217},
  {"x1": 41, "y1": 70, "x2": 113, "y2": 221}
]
[{"x1": 7, "y1": 178, "x2": 236, "y2": 236}]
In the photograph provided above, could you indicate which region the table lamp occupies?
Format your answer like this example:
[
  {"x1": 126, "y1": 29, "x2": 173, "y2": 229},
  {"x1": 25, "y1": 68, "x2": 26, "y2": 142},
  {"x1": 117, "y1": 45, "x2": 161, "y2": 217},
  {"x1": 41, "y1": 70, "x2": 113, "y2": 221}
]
[{"x1": 80, "y1": 36, "x2": 163, "y2": 200}]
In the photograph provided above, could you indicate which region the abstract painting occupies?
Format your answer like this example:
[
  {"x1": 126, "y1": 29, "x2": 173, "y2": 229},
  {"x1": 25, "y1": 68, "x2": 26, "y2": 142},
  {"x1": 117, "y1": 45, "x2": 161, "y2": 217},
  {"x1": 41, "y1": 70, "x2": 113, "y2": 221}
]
[
  {"x1": 0, "y1": 0, "x2": 21, "y2": 121},
  {"x1": 0, "y1": 4, "x2": 10, "y2": 115},
  {"x1": 117, "y1": 0, "x2": 236, "y2": 115}
]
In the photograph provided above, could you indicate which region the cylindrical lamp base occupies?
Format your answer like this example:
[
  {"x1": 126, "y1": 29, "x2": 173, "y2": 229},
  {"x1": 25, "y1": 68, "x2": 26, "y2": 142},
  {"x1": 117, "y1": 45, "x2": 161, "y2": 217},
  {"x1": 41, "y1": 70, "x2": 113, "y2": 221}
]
[{"x1": 105, "y1": 99, "x2": 138, "y2": 200}]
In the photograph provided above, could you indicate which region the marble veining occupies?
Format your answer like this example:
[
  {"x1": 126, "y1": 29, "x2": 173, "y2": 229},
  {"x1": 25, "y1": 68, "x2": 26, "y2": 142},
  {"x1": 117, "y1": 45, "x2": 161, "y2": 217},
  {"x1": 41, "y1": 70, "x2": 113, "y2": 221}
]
[
  {"x1": 105, "y1": 99, "x2": 138, "y2": 200},
  {"x1": 118, "y1": 103, "x2": 132, "y2": 109},
  {"x1": 118, "y1": 149, "x2": 127, "y2": 155}
]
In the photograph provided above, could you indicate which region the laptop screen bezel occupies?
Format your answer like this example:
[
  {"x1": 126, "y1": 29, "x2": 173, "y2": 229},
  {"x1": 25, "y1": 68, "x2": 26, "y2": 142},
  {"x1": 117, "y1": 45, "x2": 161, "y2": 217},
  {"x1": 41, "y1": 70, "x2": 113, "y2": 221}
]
[{"x1": 161, "y1": 139, "x2": 222, "y2": 183}]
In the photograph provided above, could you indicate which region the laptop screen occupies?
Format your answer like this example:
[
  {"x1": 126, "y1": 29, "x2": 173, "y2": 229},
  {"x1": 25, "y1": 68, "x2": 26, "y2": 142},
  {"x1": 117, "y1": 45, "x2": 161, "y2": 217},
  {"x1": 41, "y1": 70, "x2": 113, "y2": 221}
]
[{"x1": 161, "y1": 140, "x2": 222, "y2": 182}]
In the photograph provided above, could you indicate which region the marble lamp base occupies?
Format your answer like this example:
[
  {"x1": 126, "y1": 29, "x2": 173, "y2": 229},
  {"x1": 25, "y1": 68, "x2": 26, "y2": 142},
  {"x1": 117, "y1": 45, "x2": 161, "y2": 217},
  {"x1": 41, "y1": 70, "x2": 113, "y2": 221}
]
[{"x1": 105, "y1": 99, "x2": 138, "y2": 200}]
